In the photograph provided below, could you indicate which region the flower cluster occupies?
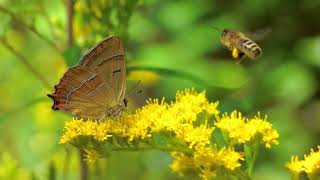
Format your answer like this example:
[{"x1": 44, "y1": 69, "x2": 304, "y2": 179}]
[
  {"x1": 60, "y1": 89, "x2": 219, "y2": 145},
  {"x1": 215, "y1": 111, "x2": 279, "y2": 148},
  {"x1": 59, "y1": 89, "x2": 279, "y2": 179},
  {"x1": 170, "y1": 146, "x2": 244, "y2": 179},
  {"x1": 287, "y1": 146, "x2": 320, "y2": 179}
]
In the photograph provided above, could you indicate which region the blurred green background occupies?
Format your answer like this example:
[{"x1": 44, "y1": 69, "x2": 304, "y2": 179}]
[{"x1": 0, "y1": 0, "x2": 319, "y2": 179}]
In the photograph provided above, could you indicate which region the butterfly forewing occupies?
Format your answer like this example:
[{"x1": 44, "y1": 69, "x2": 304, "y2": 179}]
[
  {"x1": 80, "y1": 36, "x2": 126, "y2": 102},
  {"x1": 80, "y1": 36, "x2": 124, "y2": 68}
]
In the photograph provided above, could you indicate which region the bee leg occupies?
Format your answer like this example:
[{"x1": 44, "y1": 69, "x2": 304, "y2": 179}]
[
  {"x1": 236, "y1": 58, "x2": 244, "y2": 64},
  {"x1": 237, "y1": 53, "x2": 246, "y2": 64}
]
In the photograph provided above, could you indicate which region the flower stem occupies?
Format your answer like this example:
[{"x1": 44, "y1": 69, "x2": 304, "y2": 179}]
[
  {"x1": 110, "y1": 143, "x2": 193, "y2": 154},
  {"x1": 79, "y1": 150, "x2": 88, "y2": 180},
  {"x1": 245, "y1": 142, "x2": 259, "y2": 176}
]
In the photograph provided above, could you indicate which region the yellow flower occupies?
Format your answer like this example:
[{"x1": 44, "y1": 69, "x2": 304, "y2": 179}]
[
  {"x1": 170, "y1": 146, "x2": 243, "y2": 179},
  {"x1": 58, "y1": 89, "x2": 278, "y2": 179},
  {"x1": 304, "y1": 146, "x2": 320, "y2": 176},
  {"x1": 199, "y1": 167, "x2": 217, "y2": 180},
  {"x1": 215, "y1": 111, "x2": 279, "y2": 148},
  {"x1": 218, "y1": 147, "x2": 244, "y2": 170},
  {"x1": 215, "y1": 111, "x2": 252, "y2": 144},
  {"x1": 175, "y1": 122, "x2": 214, "y2": 149},
  {"x1": 59, "y1": 118, "x2": 112, "y2": 144},
  {"x1": 286, "y1": 156, "x2": 304, "y2": 175},
  {"x1": 60, "y1": 89, "x2": 219, "y2": 146},
  {"x1": 287, "y1": 146, "x2": 320, "y2": 179},
  {"x1": 249, "y1": 113, "x2": 279, "y2": 148}
]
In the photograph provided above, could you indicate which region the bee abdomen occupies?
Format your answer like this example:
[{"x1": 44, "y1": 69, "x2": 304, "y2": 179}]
[{"x1": 239, "y1": 39, "x2": 262, "y2": 59}]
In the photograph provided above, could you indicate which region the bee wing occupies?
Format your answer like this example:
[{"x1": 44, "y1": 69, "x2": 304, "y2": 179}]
[{"x1": 246, "y1": 28, "x2": 272, "y2": 42}]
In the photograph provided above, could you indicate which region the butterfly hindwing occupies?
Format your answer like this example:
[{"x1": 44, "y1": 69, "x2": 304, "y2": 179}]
[{"x1": 48, "y1": 65, "x2": 117, "y2": 119}]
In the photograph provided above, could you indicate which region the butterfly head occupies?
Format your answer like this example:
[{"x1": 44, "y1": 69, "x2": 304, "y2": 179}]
[{"x1": 106, "y1": 100, "x2": 127, "y2": 117}]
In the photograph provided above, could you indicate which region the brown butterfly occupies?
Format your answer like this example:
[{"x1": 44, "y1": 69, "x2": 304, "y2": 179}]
[{"x1": 48, "y1": 36, "x2": 127, "y2": 119}]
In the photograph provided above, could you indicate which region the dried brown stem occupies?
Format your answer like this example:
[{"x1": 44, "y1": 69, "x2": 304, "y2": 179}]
[
  {"x1": 65, "y1": 0, "x2": 88, "y2": 179},
  {"x1": 79, "y1": 149, "x2": 88, "y2": 180},
  {"x1": 66, "y1": 0, "x2": 74, "y2": 47}
]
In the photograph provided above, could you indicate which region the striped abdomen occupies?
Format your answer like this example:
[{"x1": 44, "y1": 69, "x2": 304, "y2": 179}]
[{"x1": 238, "y1": 39, "x2": 262, "y2": 59}]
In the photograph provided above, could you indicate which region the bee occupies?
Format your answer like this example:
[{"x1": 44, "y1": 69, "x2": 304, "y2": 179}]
[{"x1": 220, "y1": 28, "x2": 262, "y2": 60}]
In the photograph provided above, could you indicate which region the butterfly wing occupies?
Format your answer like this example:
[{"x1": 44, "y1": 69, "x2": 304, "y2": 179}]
[
  {"x1": 48, "y1": 36, "x2": 126, "y2": 119},
  {"x1": 80, "y1": 36, "x2": 126, "y2": 103},
  {"x1": 48, "y1": 66, "x2": 116, "y2": 119}
]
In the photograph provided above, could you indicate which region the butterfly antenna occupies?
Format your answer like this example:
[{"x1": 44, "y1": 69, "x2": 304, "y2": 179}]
[{"x1": 125, "y1": 80, "x2": 142, "y2": 99}]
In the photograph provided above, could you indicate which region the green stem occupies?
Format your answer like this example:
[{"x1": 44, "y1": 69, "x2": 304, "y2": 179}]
[
  {"x1": 246, "y1": 142, "x2": 259, "y2": 176},
  {"x1": 111, "y1": 143, "x2": 193, "y2": 154},
  {"x1": 247, "y1": 150, "x2": 257, "y2": 176}
]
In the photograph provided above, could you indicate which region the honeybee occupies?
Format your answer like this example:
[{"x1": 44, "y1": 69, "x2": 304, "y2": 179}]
[{"x1": 220, "y1": 28, "x2": 262, "y2": 60}]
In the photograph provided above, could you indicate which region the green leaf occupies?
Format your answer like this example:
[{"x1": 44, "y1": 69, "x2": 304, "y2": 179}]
[
  {"x1": 150, "y1": 132, "x2": 172, "y2": 146},
  {"x1": 212, "y1": 128, "x2": 227, "y2": 148},
  {"x1": 63, "y1": 45, "x2": 83, "y2": 67}
]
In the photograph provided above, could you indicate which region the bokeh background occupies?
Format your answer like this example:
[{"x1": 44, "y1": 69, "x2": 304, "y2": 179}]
[{"x1": 0, "y1": 0, "x2": 319, "y2": 179}]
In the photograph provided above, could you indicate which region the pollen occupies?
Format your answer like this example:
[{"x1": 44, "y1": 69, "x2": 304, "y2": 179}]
[{"x1": 232, "y1": 47, "x2": 239, "y2": 59}]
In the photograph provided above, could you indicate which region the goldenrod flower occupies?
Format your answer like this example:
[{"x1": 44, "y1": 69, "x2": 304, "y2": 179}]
[
  {"x1": 287, "y1": 146, "x2": 320, "y2": 179},
  {"x1": 170, "y1": 146, "x2": 243, "y2": 179},
  {"x1": 59, "y1": 89, "x2": 279, "y2": 179},
  {"x1": 60, "y1": 89, "x2": 218, "y2": 146},
  {"x1": 175, "y1": 122, "x2": 214, "y2": 149},
  {"x1": 218, "y1": 147, "x2": 244, "y2": 170},
  {"x1": 215, "y1": 111, "x2": 252, "y2": 144},
  {"x1": 304, "y1": 147, "x2": 320, "y2": 174},
  {"x1": 287, "y1": 156, "x2": 304, "y2": 176},
  {"x1": 59, "y1": 119, "x2": 112, "y2": 144},
  {"x1": 249, "y1": 113, "x2": 279, "y2": 148},
  {"x1": 215, "y1": 111, "x2": 279, "y2": 148}
]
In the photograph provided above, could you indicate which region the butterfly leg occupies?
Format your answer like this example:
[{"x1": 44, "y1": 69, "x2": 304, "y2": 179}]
[{"x1": 99, "y1": 114, "x2": 106, "y2": 121}]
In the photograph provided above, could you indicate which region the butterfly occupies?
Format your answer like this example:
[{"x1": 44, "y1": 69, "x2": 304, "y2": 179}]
[{"x1": 48, "y1": 36, "x2": 127, "y2": 119}]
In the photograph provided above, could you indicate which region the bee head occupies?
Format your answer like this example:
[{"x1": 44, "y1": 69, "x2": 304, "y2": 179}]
[
  {"x1": 222, "y1": 29, "x2": 230, "y2": 35},
  {"x1": 220, "y1": 28, "x2": 233, "y2": 48},
  {"x1": 221, "y1": 28, "x2": 234, "y2": 38}
]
